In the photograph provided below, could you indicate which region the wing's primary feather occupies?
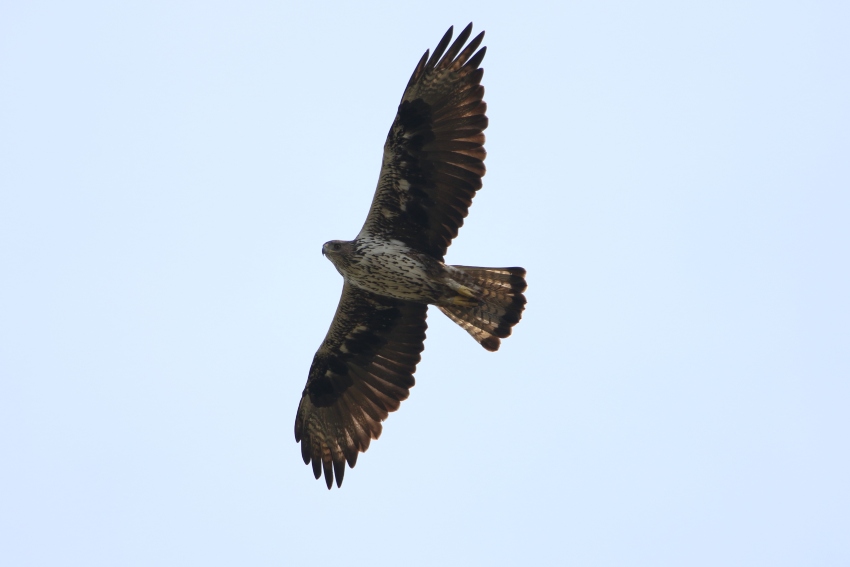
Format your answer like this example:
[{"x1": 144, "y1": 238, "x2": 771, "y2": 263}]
[
  {"x1": 358, "y1": 23, "x2": 488, "y2": 260},
  {"x1": 295, "y1": 283, "x2": 427, "y2": 488}
]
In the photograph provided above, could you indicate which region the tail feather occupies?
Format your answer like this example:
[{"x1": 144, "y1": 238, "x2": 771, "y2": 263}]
[{"x1": 438, "y1": 266, "x2": 527, "y2": 351}]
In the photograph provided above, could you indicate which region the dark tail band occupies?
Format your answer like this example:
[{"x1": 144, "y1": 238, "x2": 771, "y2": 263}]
[{"x1": 438, "y1": 266, "x2": 527, "y2": 351}]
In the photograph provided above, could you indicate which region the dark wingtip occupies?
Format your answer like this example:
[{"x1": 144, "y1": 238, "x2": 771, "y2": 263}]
[
  {"x1": 333, "y1": 459, "x2": 345, "y2": 488},
  {"x1": 428, "y1": 26, "x2": 454, "y2": 68},
  {"x1": 322, "y1": 457, "x2": 334, "y2": 489},
  {"x1": 406, "y1": 50, "x2": 430, "y2": 88},
  {"x1": 481, "y1": 336, "x2": 501, "y2": 352},
  {"x1": 466, "y1": 45, "x2": 487, "y2": 70},
  {"x1": 460, "y1": 22, "x2": 474, "y2": 39}
]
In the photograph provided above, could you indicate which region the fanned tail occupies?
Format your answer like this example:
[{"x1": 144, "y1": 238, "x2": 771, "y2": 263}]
[{"x1": 438, "y1": 266, "x2": 527, "y2": 351}]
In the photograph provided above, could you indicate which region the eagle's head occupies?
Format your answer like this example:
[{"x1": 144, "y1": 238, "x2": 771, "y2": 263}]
[{"x1": 322, "y1": 240, "x2": 356, "y2": 275}]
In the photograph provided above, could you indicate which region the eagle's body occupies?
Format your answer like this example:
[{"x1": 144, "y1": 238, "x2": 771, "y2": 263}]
[
  {"x1": 324, "y1": 237, "x2": 477, "y2": 306},
  {"x1": 295, "y1": 24, "x2": 527, "y2": 489},
  {"x1": 324, "y1": 238, "x2": 447, "y2": 303}
]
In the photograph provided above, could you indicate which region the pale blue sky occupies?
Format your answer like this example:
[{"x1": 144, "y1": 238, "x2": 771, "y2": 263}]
[{"x1": 1, "y1": 1, "x2": 848, "y2": 565}]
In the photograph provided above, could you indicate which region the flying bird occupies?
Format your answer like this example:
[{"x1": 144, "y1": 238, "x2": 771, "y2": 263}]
[{"x1": 295, "y1": 24, "x2": 527, "y2": 489}]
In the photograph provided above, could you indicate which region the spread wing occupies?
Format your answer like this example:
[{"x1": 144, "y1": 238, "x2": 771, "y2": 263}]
[
  {"x1": 358, "y1": 23, "x2": 488, "y2": 261},
  {"x1": 295, "y1": 283, "x2": 428, "y2": 489}
]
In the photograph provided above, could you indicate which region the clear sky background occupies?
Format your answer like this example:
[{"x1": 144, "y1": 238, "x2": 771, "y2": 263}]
[{"x1": 2, "y1": 1, "x2": 848, "y2": 565}]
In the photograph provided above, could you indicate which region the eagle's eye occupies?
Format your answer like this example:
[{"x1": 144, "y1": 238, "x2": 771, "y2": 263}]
[{"x1": 332, "y1": 243, "x2": 342, "y2": 252}]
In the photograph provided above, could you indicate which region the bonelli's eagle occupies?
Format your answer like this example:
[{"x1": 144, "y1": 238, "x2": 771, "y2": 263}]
[{"x1": 295, "y1": 24, "x2": 527, "y2": 488}]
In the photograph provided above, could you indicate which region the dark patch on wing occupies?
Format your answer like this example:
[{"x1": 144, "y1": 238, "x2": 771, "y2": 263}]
[
  {"x1": 359, "y1": 23, "x2": 488, "y2": 261},
  {"x1": 295, "y1": 283, "x2": 427, "y2": 489}
]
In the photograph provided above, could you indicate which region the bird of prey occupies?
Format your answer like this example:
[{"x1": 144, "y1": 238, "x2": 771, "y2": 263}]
[{"x1": 295, "y1": 24, "x2": 527, "y2": 489}]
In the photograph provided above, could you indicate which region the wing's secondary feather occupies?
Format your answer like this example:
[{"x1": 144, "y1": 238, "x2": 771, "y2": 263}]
[
  {"x1": 358, "y1": 23, "x2": 488, "y2": 260},
  {"x1": 295, "y1": 283, "x2": 427, "y2": 489}
]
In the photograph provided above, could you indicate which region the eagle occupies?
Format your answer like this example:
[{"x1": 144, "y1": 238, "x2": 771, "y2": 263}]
[{"x1": 294, "y1": 24, "x2": 527, "y2": 489}]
